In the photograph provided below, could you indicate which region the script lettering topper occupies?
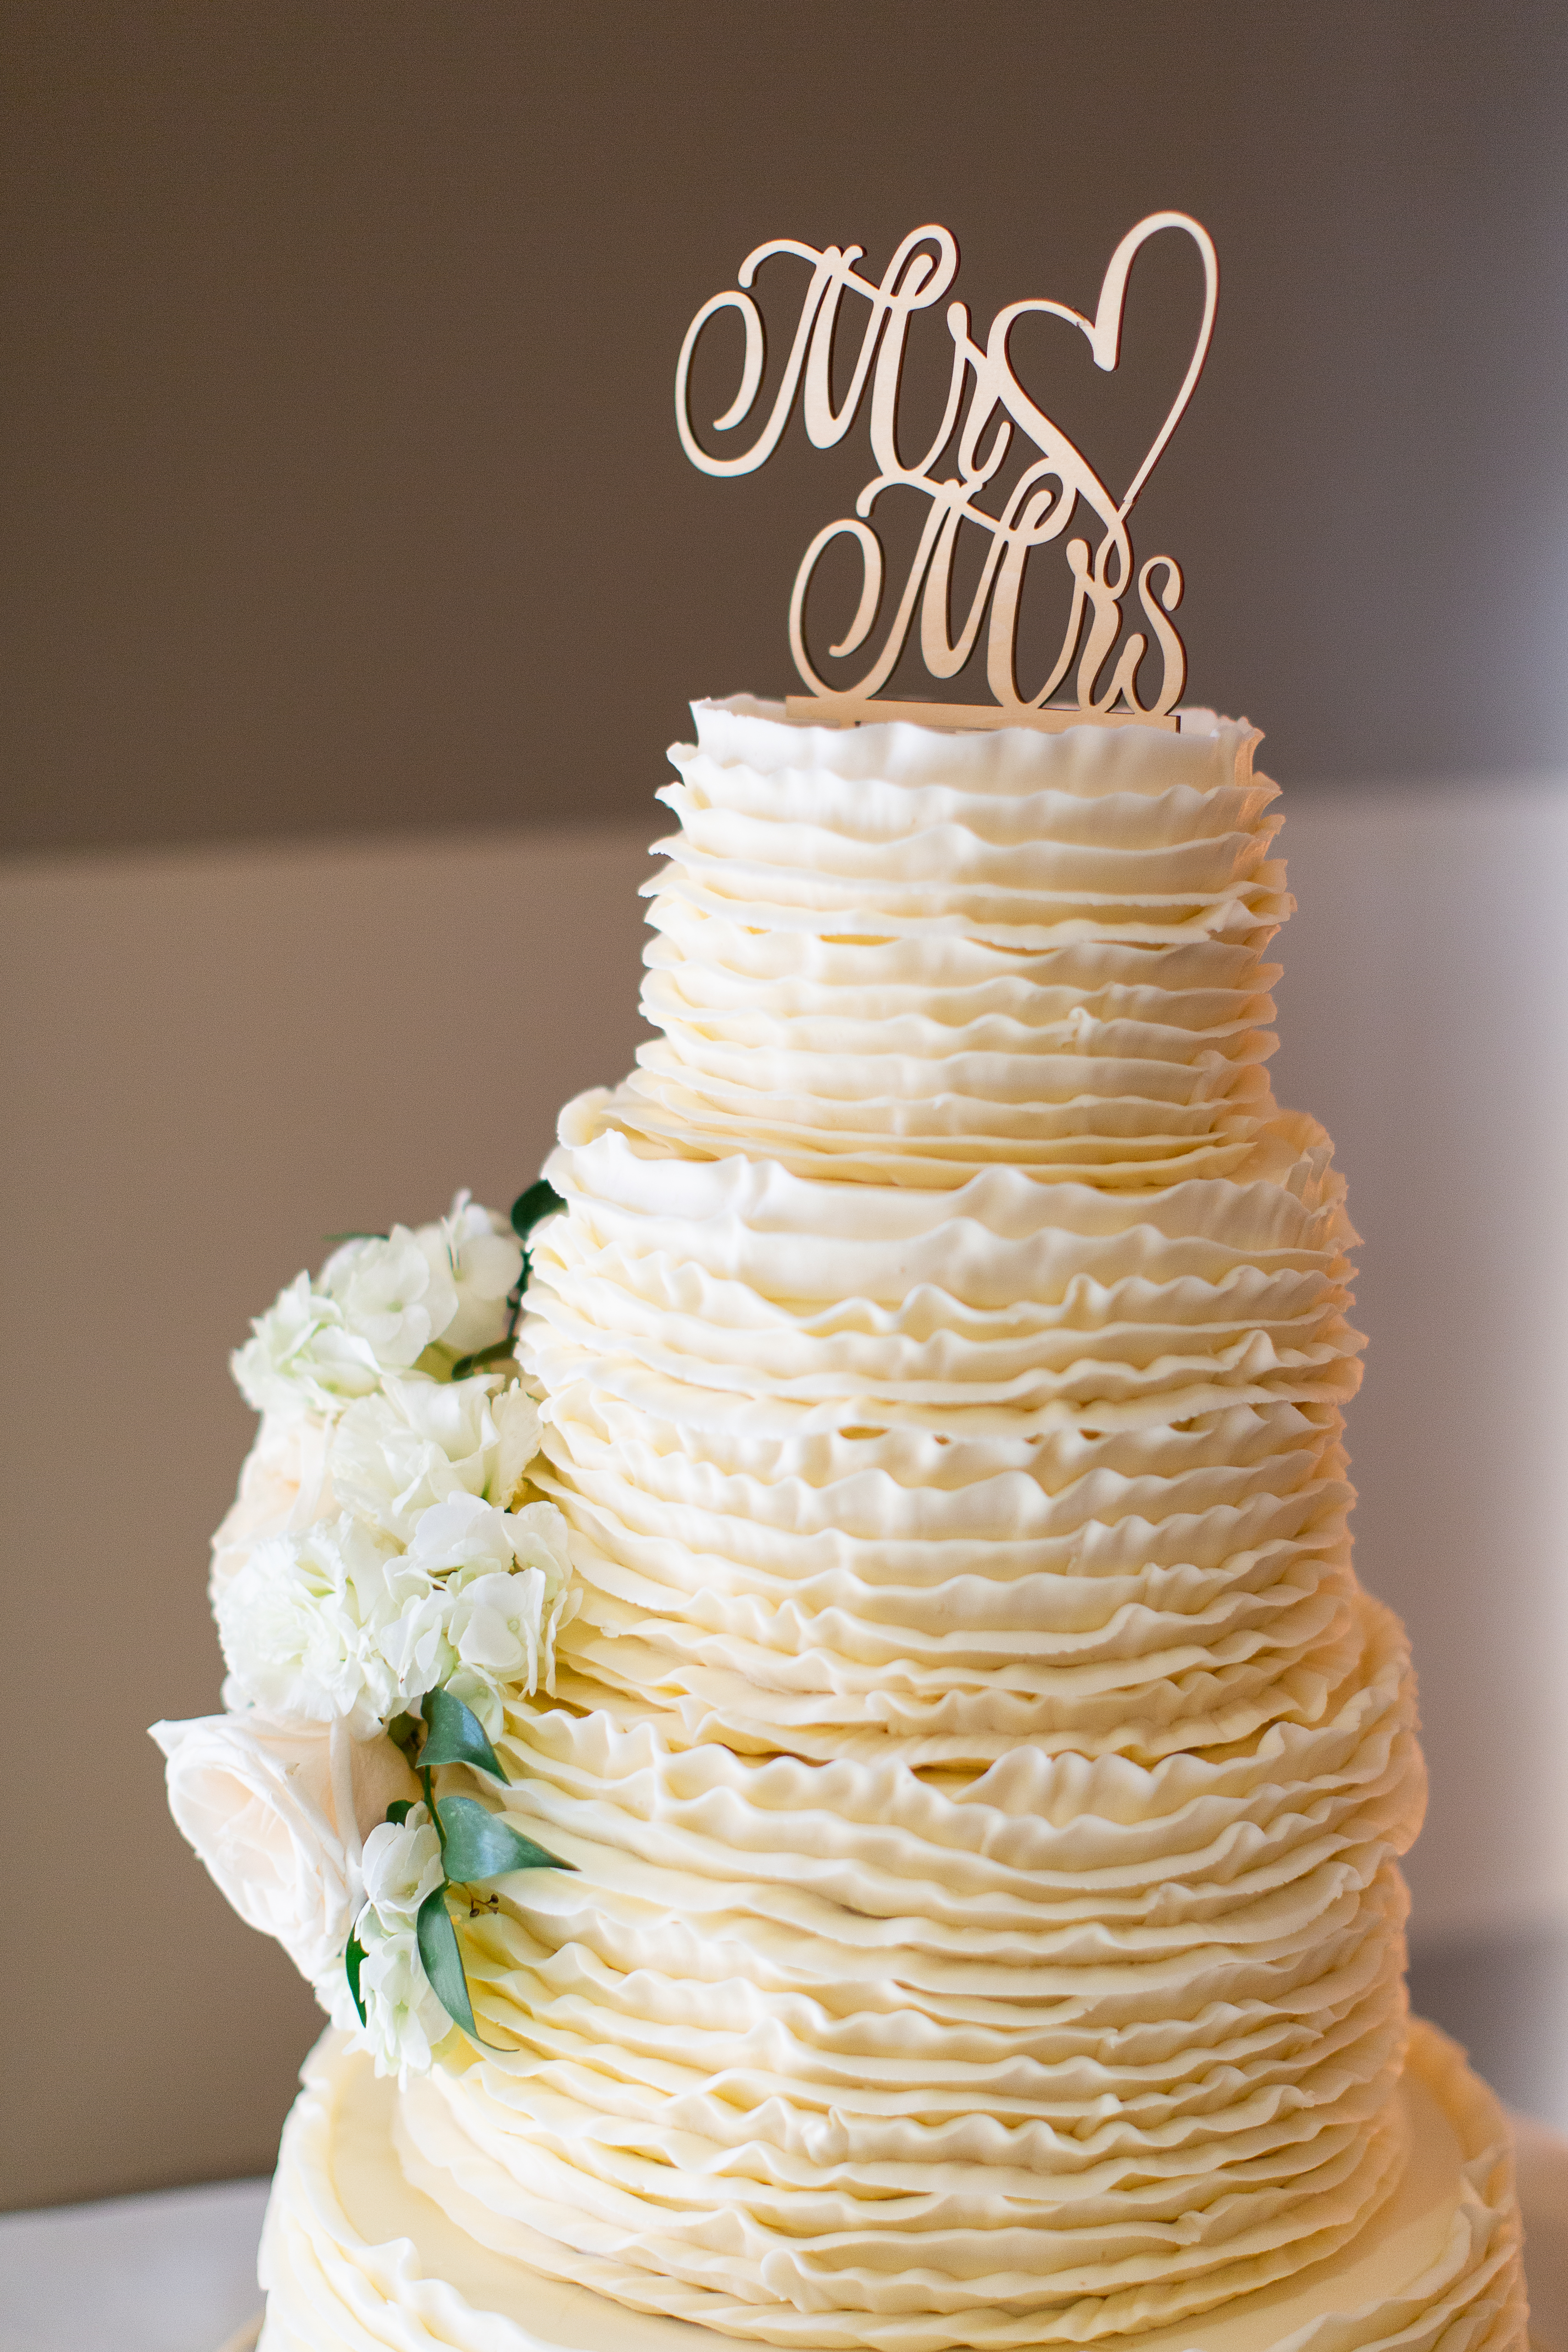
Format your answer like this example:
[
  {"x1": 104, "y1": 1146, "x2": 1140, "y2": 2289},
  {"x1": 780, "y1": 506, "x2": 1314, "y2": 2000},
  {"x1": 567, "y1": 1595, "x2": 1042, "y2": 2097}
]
[{"x1": 676, "y1": 215, "x2": 1218, "y2": 732}]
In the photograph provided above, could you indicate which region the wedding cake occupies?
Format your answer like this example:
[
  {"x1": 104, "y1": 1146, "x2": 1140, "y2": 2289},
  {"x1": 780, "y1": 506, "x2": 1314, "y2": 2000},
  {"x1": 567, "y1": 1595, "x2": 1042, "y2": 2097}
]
[{"x1": 155, "y1": 697, "x2": 1526, "y2": 2352}]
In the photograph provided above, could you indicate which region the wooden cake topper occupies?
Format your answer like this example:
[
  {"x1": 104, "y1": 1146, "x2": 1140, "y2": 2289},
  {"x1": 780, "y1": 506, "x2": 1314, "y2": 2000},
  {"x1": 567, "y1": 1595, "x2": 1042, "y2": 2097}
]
[{"x1": 676, "y1": 215, "x2": 1218, "y2": 732}]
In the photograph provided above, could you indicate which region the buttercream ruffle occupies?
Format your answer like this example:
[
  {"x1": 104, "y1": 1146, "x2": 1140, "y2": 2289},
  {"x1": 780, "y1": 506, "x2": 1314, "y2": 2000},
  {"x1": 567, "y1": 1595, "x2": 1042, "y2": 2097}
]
[
  {"x1": 256, "y1": 2021, "x2": 1526, "y2": 2352},
  {"x1": 258, "y1": 699, "x2": 1521, "y2": 2351}
]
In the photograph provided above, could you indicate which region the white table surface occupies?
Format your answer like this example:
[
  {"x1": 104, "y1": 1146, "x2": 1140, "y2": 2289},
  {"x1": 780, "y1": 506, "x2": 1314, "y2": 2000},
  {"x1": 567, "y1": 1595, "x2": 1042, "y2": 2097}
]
[
  {"x1": 3, "y1": 2120, "x2": 1565, "y2": 2352},
  {"x1": 0, "y1": 2175, "x2": 269, "y2": 2352}
]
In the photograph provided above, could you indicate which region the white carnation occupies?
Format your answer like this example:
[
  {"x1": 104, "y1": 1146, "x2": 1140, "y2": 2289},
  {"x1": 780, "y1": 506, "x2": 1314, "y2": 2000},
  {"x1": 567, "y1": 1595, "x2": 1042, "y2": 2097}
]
[
  {"x1": 149, "y1": 1713, "x2": 417, "y2": 1990},
  {"x1": 332, "y1": 1375, "x2": 542, "y2": 1543},
  {"x1": 359, "y1": 1802, "x2": 444, "y2": 1932},
  {"x1": 215, "y1": 1514, "x2": 407, "y2": 1738},
  {"x1": 356, "y1": 1911, "x2": 451, "y2": 2083}
]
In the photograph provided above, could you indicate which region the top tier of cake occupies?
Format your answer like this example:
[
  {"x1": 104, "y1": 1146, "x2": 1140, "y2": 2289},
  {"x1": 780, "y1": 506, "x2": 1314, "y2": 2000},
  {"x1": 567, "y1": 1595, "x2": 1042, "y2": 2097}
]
[{"x1": 604, "y1": 697, "x2": 1291, "y2": 1189}]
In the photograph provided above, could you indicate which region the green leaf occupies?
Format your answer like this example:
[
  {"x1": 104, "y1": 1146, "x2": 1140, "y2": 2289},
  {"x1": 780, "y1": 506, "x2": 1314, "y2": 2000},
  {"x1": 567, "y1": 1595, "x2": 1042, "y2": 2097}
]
[
  {"x1": 322, "y1": 1231, "x2": 388, "y2": 1243},
  {"x1": 384, "y1": 1799, "x2": 415, "y2": 1828},
  {"x1": 385, "y1": 1711, "x2": 421, "y2": 1759},
  {"x1": 449, "y1": 1337, "x2": 520, "y2": 1381},
  {"x1": 419, "y1": 1684, "x2": 509, "y2": 1782},
  {"x1": 436, "y1": 1795, "x2": 570, "y2": 1883},
  {"x1": 510, "y1": 1179, "x2": 562, "y2": 1243},
  {"x1": 416, "y1": 1886, "x2": 477, "y2": 2038},
  {"x1": 344, "y1": 1933, "x2": 368, "y2": 2027}
]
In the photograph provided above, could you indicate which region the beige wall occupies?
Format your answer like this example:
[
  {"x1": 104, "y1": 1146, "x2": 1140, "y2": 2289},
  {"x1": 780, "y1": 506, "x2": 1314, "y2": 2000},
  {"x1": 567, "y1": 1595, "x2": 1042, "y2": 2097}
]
[
  {"x1": 4, "y1": 779, "x2": 1565, "y2": 2208},
  {"x1": 1270, "y1": 786, "x2": 1568, "y2": 1955},
  {"x1": 2, "y1": 824, "x2": 654, "y2": 2211},
  {"x1": 3, "y1": 1, "x2": 1567, "y2": 857}
]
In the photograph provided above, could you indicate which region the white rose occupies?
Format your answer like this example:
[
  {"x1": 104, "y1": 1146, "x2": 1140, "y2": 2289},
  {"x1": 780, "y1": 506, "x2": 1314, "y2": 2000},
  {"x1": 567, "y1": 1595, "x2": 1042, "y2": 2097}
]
[
  {"x1": 215, "y1": 1513, "x2": 406, "y2": 1738},
  {"x1": 356, "y1": 1912, "x2": 452, "y2": 2083},
  {"x1": 359, "y1": 1802, "x2": 444, "y2": 1932},
  {"x1": 210, "y1": 1411, "x2": 337, "y2": 1599},
  {"x1": 426, "y1": 1192, "x2": 524, "y2": 1358},
  {"x1": 332, "y1": 1375, "x2": 541, "y2": 1542},
  {"x1": 149, "y1": 1714, "x2": 418, "y2": 1989},
  {"x1": 231, "y1": 1271, "x2": 382, "y2": 1419},
  {"x1": 321, "y1": 1226, "x2": 459, "y2": 1370}
]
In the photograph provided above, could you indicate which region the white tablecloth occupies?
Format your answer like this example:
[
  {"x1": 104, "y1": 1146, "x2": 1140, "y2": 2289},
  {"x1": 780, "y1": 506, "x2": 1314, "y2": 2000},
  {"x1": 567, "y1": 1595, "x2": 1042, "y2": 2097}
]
[
  {"x1": 2, "y1": 2121, "x2": 1565, "y2": 2352},
  {"x1": 0, "y1": 2175, "x2": 269, "y2": 2352}
]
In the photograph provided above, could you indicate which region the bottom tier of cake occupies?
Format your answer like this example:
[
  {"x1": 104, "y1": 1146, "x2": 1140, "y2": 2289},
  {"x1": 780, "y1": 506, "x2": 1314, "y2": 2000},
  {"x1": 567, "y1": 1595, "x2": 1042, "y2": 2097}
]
[{"x1": 257, "y1": 2020, "x2": 1525, "y2": 2352}]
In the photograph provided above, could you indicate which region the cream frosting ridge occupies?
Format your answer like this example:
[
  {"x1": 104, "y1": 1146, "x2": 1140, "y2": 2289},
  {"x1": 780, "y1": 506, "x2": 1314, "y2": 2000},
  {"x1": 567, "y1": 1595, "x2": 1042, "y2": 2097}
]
[
  {"x1": 257, "y1": 2019, "x2": 1527, "y2": 2352},
  {"x1": 258, "y1": 697, "x2": 1524, "y2": 2351}
]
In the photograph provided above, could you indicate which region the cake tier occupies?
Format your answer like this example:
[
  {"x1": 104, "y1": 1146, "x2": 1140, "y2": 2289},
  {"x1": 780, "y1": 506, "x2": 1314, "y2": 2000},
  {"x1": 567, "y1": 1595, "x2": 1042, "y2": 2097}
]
[
  {"x1": 609, "y1": 699, "x2": 1290, "y2": 1190},
  {"x1": 257, "y1": 2019, "x2": 1527, "y2": 2352}
]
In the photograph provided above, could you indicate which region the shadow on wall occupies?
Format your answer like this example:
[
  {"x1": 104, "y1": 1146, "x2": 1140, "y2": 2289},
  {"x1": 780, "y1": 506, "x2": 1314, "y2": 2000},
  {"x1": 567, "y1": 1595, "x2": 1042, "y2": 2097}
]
[
  {"x1": 1272, "y1": 778, "x2": 1568, "y2": 2134},
  {"x1": 1409, "y1": 1929, "x2": 1568, "y2": 2127},
  {"x1": 1, "y1": 768, "x2": 1564, "y2": 2208}
]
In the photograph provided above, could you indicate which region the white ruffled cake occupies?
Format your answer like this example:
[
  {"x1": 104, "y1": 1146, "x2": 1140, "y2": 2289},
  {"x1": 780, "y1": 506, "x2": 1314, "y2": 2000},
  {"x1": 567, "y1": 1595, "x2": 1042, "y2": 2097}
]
[{"x1": 256, "y1": 699, "x2": 1527, "y2": 2351}]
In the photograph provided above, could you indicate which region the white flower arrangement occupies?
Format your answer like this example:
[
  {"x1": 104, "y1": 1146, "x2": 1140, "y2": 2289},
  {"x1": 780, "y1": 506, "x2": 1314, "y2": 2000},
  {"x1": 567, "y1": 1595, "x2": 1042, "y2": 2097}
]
[
  {"x1": 231, "y1": 1192, "x2": 526, "y2": 1421},
  {"x1": 153, "y1": 1182, "x2": 575, "y2": 2083}
]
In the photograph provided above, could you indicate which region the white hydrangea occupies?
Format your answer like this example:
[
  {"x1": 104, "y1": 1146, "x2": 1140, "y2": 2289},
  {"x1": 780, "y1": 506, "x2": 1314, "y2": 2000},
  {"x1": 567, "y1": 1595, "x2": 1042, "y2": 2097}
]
[
  {"x1": 215, "y1": 1514, "x2": 407, "y2": 1739},
  {"x1": 230, "y1": 1271, "x2": 381, "y2": 1420},
  {"x1": 230, "y1": 1193, "x2": 525, "y2": 1424},
  {"x1": 332, "y1": 1376, "x2": 543, "y2": 1543},
  {"x1": 214, "y1": 1193, "x2": 567, "y2": 1742},
  {"x1": 487, "y1": 1383, "x2": 546, "y2": 1512},
  {"x1": 437, "y1": 1193, "x2": 526, "y2": 1358},
  {"x1": 210, "y1": 1409, "x2": 337, "y2": 1600},
  {"x1": 355, "y1": 1910, "x2": 452, "y2": 2082},
  {"x1": 404, "y1": 1489, "x2": 565, "y2": 1582},
  {"x1": 320, "y1": 1225, "x2": 459, "y2": 1370},
  {"x1": 441, "y1": 1569, "x2": 574, "y2": 1739},
  {"x1": 358, "y1": 1802, "x2": 444, "y2": 1933},
  {"x1": 377, "y1": 1492, "x2": 576, "y2": 1735}
]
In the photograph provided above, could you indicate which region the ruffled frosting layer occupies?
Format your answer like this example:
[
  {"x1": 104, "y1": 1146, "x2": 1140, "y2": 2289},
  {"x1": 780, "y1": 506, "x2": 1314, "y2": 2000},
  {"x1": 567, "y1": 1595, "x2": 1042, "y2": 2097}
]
[
  {"x1": 257, "y1": 2020, "x2": 1527, "y2": 2352},
  {"x1": 610, "y1": 700, "x2": 1290, "y2": 1190},
  {"x1": 394, "y1": 1629, "x2": 1421, "y2": 2345},
  {"x1": 522, "y1": 1109, "x2": 1364, "y2": 1768},
  {"x1": 260, "y1": 700, "x2": 1519, "y2": 2348}
]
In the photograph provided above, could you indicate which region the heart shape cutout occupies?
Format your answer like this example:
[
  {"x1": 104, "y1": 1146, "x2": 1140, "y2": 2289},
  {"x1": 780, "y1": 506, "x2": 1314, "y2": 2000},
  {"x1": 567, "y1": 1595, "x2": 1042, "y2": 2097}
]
[{"x1": 992, "y1": 211, "x2": 1219, "y2": 527}]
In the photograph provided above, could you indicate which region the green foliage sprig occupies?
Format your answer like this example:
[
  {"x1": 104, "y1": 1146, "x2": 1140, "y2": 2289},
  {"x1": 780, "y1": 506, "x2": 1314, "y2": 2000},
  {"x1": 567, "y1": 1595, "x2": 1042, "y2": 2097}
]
[{"x1": 346, "y1": 1682, "x2": 571, "y2": 2047}]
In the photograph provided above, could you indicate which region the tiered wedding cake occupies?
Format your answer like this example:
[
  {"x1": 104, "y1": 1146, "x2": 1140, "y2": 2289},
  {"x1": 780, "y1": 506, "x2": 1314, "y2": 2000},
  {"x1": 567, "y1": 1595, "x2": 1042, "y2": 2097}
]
[{"x1": 160, "y1": 698, "x2": 1526, "y2": 2352}]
